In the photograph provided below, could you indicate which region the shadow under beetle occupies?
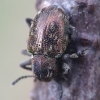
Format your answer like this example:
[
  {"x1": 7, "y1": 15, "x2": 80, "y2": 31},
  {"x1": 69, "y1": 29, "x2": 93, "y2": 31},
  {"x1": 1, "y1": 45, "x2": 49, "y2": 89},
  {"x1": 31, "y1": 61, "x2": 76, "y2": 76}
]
[{"x1": 12, "y1": 5, "x2": 87, "y2": 85}]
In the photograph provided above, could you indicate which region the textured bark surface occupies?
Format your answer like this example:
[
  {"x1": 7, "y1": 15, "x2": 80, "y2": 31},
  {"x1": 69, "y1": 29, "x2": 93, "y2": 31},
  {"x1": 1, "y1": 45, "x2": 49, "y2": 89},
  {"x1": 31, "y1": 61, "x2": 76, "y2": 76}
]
[{"x1": 30, "y1": 0, "x2": 100, "y2": 100}]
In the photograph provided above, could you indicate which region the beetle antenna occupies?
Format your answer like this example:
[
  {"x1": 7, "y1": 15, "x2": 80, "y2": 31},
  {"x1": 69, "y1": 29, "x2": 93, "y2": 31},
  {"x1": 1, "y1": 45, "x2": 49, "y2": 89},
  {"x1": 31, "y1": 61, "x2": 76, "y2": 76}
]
[{"x1": 11, "y1": 75, "x2": 34, "y2": 86}]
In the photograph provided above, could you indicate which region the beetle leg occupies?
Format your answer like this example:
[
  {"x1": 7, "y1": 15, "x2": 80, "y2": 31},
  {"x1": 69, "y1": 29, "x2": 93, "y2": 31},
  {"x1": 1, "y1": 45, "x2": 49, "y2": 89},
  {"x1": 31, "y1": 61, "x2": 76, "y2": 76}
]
[
  {"x1": 68, "y1": 25, "x2": 76, "y2": 39},
  {"x1": 63, "y1": 52, "x2": 83, "y2": 59},
  {"x1": 20, "y1": 58, "x2": 32, "y2": 71},
  {"x1": 21, "y1": 49, "x2": 31, "y2": 56},
  {"x1": 70, "y1": 48, "x2": 89, "y2": 58},
  {"x1": 62, "y1": 63, "x2": 70, "y2": 75},
  {"x1": 69, "y1": 53, "x2": 79, "y2": 58},
  {"x1": 63, "y1": 48, "x2": 89, "y2": 60},
  {"x1": 63, "y1": 53, "x2": 78, "y2": 60},
  {"x1": 25, "y1": 18, "x2": 33, "y2": 27},
  {"x1": 77, "y1": 49, "x2": 87, "y2": 57}
]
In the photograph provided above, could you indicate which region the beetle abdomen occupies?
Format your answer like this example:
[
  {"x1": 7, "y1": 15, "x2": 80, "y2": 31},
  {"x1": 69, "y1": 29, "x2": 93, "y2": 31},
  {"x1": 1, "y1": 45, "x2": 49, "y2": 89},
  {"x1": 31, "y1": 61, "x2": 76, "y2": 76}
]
[{"x1": 28, "y1": 5, "x2": 69, "y2": 58}]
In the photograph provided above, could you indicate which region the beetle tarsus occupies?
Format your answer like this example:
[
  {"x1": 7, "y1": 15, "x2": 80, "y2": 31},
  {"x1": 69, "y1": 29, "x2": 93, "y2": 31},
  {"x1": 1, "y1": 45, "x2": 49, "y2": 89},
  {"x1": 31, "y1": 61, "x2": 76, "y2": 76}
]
[{"x1": 21, "y1": 49, "x2": 31, "y2": 56}]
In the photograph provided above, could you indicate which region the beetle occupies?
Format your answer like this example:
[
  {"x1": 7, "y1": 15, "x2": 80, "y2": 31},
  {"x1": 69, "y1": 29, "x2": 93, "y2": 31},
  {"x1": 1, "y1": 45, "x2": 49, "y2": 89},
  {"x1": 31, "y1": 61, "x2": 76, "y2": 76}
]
[
  {"x1": 12, "y1": 5, "x2": 87, "y2": 85},
  {"x1": 26, "y1": 5, "x2": 73, "y2": 81}
]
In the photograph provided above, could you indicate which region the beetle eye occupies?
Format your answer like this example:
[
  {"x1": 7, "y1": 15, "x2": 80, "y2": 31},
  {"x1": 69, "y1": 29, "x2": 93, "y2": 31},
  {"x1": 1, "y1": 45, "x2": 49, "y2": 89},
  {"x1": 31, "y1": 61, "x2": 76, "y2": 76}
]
[{"x1": 80, "y1": 38, "x2": 92, "y2": 46}]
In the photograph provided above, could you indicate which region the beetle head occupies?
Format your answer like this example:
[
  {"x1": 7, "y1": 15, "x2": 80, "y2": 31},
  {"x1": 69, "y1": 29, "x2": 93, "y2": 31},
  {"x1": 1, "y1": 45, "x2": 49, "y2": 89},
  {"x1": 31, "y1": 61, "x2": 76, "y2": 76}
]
[{"x1": 32, "y1": 55, "x2": 58, "y2": 81}]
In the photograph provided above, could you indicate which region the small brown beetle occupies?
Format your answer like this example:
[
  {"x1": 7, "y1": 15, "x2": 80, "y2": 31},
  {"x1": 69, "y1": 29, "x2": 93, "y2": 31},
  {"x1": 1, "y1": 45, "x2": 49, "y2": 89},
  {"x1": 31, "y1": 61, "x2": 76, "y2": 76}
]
[
  {"x1": 12, "y1": 5, "x2": 87, "y2": 85},
  {"x1": 26, "y1": 5, "x2": 71, "y2": 81}
]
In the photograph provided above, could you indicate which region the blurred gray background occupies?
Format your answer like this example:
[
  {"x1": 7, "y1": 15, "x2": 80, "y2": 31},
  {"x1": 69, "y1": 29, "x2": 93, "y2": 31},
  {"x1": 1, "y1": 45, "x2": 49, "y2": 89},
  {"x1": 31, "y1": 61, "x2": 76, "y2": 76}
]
[{"x1": 0, "y1": 0, "x2": 36, "y2": 100}]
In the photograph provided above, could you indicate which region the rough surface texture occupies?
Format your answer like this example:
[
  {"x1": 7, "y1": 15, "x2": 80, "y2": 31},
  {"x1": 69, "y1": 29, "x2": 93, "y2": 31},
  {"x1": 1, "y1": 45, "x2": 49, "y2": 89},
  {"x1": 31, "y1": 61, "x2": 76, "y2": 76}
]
[
  {"x1": 30, "y1": 0, "x2": 100, "y2": 100},
  {"x1": 28, "y1": 5, "x2": 69, "y2": 58}
]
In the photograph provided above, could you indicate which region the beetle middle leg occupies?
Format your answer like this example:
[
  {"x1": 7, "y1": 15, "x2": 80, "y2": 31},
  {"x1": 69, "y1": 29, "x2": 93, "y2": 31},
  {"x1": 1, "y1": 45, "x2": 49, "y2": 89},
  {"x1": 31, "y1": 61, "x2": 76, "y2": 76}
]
[
  {"x1": 20, "y1": 48, "x2": 32, "y2": 71},
  {"x1": 63, "y1": 48, "x2": 88, "y2": 60},
  {"x1": 20, "y1": 58, "x2": 32, "y2": 71}
]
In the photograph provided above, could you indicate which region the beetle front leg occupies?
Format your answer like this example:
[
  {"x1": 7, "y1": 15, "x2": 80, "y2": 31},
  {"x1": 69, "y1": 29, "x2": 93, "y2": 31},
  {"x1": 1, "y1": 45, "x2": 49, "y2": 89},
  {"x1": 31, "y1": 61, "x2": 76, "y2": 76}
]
[{"x1": 20, "y1": 58, "x2": 32, "y2": 71}]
